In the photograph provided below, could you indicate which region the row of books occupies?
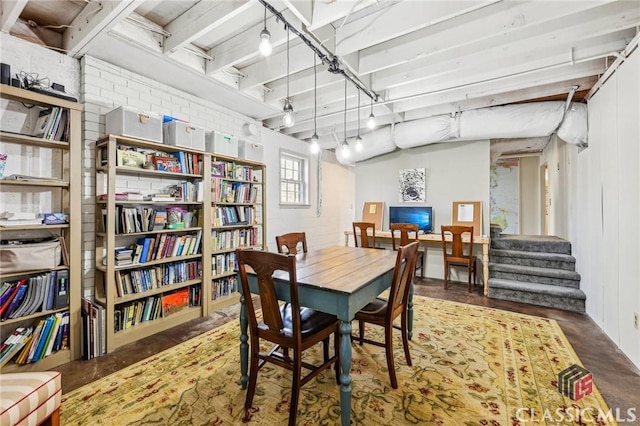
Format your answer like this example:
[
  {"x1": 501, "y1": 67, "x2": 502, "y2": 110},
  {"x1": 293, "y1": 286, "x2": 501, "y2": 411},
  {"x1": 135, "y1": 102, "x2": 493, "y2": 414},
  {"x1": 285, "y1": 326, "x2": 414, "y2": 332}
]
[
  {"x1": 111, "y1": 206, "x2": 167, "y2": 234},
  {"x1": 0, "y1": 312, "x2": 70, "y2": 367},
  {"x1": 172, "y1": 151, "x2": 203, "y2": 175},
  {"x1": 0, "y1": 271, "x2": 69, "y2": 320},
  {"x1": 211, "y1": 206, "x2": 255, "y2": 227},
  {"x1": 212, "y1": 276, "x2": 238, "y2": 300},
  {"x1": 81, "y1": 298, "x2": 105, "y2": 360},
  {"x1": 33, "y1": 107, "x2": 69, "y2": 141},
  {"x1": 212, "y1": 252, "x2": 237, "y2": 277},
  {"x1": 107, "y1": 145, "x2": 202, "y2": 175},
  {"x1": 114, "y1": 285, "x2": 200, "y2": 332},
  {"x1": 211, "y1": 228, "x2": 259, "y2": 251},
  {"x1": 114, "y1": 260, "x2": 203, "y2": 297},
  {"x1": 211, "y1": 161, "x2": 257, "y2": 182},
  {"x1": 212, "y1": 178, "x2": 259, "y2": 204}
]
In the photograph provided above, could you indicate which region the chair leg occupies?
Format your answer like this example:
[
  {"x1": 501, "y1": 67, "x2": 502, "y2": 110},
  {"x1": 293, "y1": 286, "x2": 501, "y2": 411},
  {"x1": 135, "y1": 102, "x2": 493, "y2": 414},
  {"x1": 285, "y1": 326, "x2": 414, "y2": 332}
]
[
  {"x1": 245, "y1": 337, "x2": 260, "y2": 409},
  {"x1": 289, "y1": 356, "x2": 302, "y2": 426},
  {"x1": 443, "y1": 263, "x2": 449, "y2": 289},
  {"x1": 400, "y1": 311, "x2": 412, "y2": 366},
  {"x1": 358, "y1": 320, "x2": 365, "y2": 345},
  {"x1": 323, "y1": 336, "x2": 329, "y2": 362},
  {"x1": 468, "y1": 263, "x2": 473, "y2": 292},
  {"x1": 385, "y1": 323, "x2": 398, "y2": 389},
  {"x1": 334, "y1": 329, "x2": 340, "y2": 384},
  {"x1": 43, "y1": 408, "x2": 60, "y2": 426}
]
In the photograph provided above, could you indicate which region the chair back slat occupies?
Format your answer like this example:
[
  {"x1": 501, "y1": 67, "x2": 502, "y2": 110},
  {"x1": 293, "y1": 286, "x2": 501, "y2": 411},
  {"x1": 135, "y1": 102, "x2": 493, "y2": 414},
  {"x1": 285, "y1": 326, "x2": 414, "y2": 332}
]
[
  {"x1": 441, "y1": 225, "x2": 474, "y2": 259},
  {"x1": 276, "y1": 232, "x2": 308, "y2": 255},
  {"x1": 352, "y1": 222, "x2": 376, "y2": 248},
  {"x1": 390, "y1": 223, "x2": 419, "y2": 250}
]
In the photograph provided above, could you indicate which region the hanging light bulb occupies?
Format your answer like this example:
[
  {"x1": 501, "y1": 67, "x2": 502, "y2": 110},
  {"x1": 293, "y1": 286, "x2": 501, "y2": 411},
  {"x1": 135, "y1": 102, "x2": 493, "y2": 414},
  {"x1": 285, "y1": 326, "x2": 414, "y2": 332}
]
[
  {"x1": 258, "y1": 6, "x2": 272, "y2": 56},
  {"x1": 341, "y1": 140, "x2": 350, "y2": 158},
  {"x1": 355, "y1": 89, "x2": 363, "y2": 151},
  {"x1": 282, "y1": 26, "x2": 294, "y2": 127},
  {"x1": 282, "y1": 99, "x2": 295, "y2": 127},
  {"x1": 367, "y1": 96, "x2": 376, "y2": 129},
  {"x1": 310, "y1": 133, "x2": 320, "y2": 154}
]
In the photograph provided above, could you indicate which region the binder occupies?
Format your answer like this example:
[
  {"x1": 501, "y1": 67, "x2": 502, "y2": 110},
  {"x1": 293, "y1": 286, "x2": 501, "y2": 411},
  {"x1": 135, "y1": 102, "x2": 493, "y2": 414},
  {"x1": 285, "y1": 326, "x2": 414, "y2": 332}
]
[{"x1": 54, "y1": 270, "x2": 70, "y2": 309}]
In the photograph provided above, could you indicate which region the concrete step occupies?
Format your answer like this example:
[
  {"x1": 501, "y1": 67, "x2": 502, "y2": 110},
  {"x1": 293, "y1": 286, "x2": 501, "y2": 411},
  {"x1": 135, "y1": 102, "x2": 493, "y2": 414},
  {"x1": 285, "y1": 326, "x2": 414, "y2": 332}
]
[
  {"x1": 488, "y1": 278, "x2": 586, "y2": 313},
  {"x1": 491, "y1": 235, "x2": 571, "y2": 254},
  {"x1": 490, "y1": 249, "x2": 576, "y2": 271},
  {"x1": 489, "y1": 263, "x2": 581, "y2": 288}
]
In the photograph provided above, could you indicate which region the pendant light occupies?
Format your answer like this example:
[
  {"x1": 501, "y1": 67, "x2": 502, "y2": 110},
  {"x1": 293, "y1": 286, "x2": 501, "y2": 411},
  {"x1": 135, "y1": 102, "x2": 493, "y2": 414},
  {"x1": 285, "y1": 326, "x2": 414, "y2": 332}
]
[
  {"x1": 355, "y1": 89, "x2": 363, "y2": 152},
  {"x1": 282, "y1": 26, "x2": 295, "y2": 128},
  {"x1": 310, "y1": 53, "x2": 320, "y2": 154},
  {"x1": 341, "y1": 76, "x2": 350, "y2": 158},
  {"x1": 258, "y1": 5, "x2": 272, "y2": 57},
  {"x1": 367, "y1": 96, "x2": 376, "y2": 129}
]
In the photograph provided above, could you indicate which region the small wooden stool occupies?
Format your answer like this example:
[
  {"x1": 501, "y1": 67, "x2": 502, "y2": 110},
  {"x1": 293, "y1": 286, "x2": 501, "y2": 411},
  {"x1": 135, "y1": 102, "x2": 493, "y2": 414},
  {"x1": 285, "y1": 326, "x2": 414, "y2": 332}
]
[{"x1": 0, "y1": 371, "x2": 61, "y2": 426}]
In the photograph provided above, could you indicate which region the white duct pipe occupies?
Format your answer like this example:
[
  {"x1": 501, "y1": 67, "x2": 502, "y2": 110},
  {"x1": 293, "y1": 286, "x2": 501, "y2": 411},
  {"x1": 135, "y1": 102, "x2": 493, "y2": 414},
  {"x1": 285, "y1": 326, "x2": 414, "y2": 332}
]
[{"x1": 335, "y1": 101, "x2": 588, "y2": 165}]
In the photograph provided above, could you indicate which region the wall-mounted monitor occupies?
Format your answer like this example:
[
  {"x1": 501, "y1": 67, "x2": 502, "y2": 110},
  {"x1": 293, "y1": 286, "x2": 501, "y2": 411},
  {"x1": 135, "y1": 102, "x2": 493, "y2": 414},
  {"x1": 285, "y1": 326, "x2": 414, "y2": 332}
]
[{"x1": 389, "y1": 206, "x2": 433, "y2": 233}]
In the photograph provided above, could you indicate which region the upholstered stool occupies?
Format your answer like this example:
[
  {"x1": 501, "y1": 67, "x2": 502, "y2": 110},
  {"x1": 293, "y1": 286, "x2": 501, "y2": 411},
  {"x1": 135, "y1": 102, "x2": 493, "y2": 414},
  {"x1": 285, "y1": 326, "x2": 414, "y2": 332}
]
[{"x1": 0, "y1": 372, "x2": 61, "y2": 426}]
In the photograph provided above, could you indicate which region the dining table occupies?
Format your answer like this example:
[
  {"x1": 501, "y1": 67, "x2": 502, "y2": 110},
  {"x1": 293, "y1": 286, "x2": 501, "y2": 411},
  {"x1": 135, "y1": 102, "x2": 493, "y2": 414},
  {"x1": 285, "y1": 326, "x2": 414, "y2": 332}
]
[{"x1": 238, "y1": 245, "x2": 404, "y2": 426}]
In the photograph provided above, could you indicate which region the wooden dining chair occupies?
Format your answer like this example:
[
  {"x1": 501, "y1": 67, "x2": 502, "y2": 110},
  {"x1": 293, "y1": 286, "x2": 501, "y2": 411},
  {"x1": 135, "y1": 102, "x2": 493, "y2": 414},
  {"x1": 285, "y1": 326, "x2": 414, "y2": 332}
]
[
  {"x1": 390, "y1": 223, "x2": 424, "y2": 278},
  {"x1": 352, "y1": 241, "x2": 419, "y2": 389},
  {"x1": 275, "y1": 232, "x2": 308, "y2": 255},
  {"x1": 441, "y1": 225, "x2": 477, "y2": 292},
  {"x1": 352, "y1": 221, "x2": 377, "y2": 248},
  {"x1": 236, "y1": 249, "x2": 340, "y2": 426}
]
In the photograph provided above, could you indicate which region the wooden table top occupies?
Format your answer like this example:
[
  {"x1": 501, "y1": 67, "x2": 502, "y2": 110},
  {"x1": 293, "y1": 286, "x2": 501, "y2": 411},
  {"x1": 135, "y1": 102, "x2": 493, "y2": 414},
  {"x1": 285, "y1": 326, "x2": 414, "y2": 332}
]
[{"x1": 272, "y1": 246, "x2": 397, "y2": 295}]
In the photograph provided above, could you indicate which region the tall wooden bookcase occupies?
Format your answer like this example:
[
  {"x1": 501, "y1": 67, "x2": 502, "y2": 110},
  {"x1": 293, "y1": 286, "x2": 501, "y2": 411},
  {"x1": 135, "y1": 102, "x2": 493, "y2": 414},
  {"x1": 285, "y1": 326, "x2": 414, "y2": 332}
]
[
  {"x1": 0, "y1": 84, "x2": 82, "y2": 371},
  {"x1": 94, "y1": 134, "x2": 266, "y2": 352}
]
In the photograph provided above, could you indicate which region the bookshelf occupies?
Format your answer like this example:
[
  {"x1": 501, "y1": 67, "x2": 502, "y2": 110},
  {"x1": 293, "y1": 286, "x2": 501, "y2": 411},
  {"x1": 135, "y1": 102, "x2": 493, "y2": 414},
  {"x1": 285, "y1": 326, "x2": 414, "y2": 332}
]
[
  {"x1": 207, "y1": 156, "x2": 266, "y2": 311},
  {"x1": 95, "y1": 135, "x2": 208, "y2": 352},
  {"x1": 0, "y1": 84, "x2": 82, "y2": 371}
]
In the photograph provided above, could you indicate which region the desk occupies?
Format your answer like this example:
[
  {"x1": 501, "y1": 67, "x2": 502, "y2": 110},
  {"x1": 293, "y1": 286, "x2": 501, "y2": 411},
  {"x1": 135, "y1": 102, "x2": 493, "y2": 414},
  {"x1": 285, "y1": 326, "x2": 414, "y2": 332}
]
[
  {"x1": 345, "y1": 230, "x2": 491, "y2": 296},
  {"x1": 239, "y1": 246, "x2": 399, "y2": 426}
]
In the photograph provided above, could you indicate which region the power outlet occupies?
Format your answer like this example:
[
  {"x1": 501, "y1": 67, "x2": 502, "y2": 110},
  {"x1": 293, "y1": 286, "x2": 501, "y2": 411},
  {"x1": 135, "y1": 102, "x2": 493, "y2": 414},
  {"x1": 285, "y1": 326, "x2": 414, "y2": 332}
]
[{"x1": 635, "y1": 312, "x2": 639, "y2": 330}]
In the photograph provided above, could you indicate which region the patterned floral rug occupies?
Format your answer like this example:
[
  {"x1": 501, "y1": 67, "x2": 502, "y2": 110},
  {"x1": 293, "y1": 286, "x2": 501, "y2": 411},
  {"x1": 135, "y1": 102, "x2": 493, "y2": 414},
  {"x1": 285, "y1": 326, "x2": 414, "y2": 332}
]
[{"x1": 62, "y1": 297, "x2": 616, "y2": 425}]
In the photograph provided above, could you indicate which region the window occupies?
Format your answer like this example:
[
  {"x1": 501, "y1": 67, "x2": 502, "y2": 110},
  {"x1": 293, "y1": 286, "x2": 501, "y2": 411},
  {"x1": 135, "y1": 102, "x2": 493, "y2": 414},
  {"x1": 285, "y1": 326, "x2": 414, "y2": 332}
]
[{"x1": 280, "y1": 151, "x2": 309, "y2": 205}]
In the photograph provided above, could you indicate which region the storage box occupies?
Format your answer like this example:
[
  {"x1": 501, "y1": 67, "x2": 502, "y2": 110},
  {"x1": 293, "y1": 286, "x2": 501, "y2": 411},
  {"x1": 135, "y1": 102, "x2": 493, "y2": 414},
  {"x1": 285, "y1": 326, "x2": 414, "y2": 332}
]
[
  {"x1": 206, "y1": 131, "x2": 238, "y2": 158},
  {"x1": 238, "y1": 140, "x2": 264, "y2": 162},
  {"x1": 163, "y1": 121, "x2": 205, "y2": 151},
  {"x1": 105, "y1": 106, "x2": 163, "y2": 143},
  {"x1": 0, "y1": 238, "x2": 62, "y2": 273}
]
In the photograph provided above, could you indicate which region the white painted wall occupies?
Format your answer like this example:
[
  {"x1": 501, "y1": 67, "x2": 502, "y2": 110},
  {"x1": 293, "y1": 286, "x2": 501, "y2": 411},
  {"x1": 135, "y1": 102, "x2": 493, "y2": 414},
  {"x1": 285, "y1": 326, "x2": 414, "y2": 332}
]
[
  {"x1": 260, "y1": 131, "x2": 355, "y2": 251},
  {"x1": 575, "y1": 49, "x2": 640, "y2": 369},
  {"x1": 519, "y1": 156, "x2": 540, "y2": 235},
  {"x1": 353, "y1": 141, "x2": 490, "y2": 279}
]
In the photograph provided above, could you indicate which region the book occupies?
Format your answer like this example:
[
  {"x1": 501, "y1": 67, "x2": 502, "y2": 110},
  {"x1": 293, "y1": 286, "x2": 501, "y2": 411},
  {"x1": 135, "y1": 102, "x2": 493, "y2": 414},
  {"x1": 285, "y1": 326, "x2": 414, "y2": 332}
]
[
  {"x1": 0, "y1": 327, "x2": 33, "y2": 368},
  {"x1": 54, "y1": 270, "x2": 70, "y2": 309},
  {"x1": 161, "y1": 288, "x2": 189, "y2": 316},
  {"x1": 1, "y1": 281, "x2": 27, "y2": 319}
]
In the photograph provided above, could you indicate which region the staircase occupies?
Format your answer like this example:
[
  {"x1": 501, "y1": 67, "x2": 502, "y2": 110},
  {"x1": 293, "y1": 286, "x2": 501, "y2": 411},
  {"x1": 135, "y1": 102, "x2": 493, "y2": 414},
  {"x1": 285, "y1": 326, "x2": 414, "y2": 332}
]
[{"x1": 488, "y1": 235, "x2": 586, "y2": 313}]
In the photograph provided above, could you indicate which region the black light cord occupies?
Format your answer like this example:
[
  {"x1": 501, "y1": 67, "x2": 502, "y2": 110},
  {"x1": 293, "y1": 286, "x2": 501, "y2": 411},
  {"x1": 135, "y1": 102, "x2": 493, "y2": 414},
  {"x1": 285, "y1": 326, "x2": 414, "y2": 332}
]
[{"x1": 258, "y1": 0, "x2": 377, "y2": 102}]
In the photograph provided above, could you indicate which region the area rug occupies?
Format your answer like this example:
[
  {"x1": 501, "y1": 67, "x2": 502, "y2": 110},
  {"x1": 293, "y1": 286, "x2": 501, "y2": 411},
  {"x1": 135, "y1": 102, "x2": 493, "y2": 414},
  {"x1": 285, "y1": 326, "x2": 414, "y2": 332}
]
[{"x1": 61, "y1": 297, "x2": 616, "y2": 425}]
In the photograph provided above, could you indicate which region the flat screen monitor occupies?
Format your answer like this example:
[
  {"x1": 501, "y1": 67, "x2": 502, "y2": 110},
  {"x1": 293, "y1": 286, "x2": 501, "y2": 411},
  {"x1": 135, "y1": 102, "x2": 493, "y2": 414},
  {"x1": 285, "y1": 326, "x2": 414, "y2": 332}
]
[{"x1": 389, "y1": 206, "x2": 433, "y2": 233}]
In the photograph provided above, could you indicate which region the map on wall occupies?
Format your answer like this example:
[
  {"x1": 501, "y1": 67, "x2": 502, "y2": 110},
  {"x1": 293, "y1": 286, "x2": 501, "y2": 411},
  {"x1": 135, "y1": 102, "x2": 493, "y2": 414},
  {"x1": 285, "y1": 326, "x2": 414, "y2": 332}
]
[
  {"x1": 399, "y1": 168, "x2": 426, "y2": 202},
  {"x1": 490, "y1": 159, "x2": 519, "y2": 234}
]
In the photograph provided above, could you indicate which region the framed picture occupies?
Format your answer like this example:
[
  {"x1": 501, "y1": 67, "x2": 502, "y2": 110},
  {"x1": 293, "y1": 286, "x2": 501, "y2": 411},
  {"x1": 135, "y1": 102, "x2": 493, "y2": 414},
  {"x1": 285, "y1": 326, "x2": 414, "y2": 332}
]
[{"x1": 399, "y1": 168, "x2": 426, "y2": 202}]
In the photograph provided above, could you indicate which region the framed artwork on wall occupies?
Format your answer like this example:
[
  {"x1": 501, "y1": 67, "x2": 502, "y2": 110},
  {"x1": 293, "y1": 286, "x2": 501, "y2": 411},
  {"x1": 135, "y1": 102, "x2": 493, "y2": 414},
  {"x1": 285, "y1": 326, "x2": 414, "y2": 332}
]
[{"x1": 399, "y1": 168, "x2": 426, "y2": 202}]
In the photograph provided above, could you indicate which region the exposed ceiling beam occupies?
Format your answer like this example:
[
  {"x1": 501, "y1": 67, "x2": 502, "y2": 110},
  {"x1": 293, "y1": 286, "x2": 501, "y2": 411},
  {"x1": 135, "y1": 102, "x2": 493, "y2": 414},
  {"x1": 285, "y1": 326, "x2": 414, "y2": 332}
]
[
  {"x1": 282, "y1": 0, "x2": 313, "y2": 27},
  {"x1": 62, "y1": 0, "x2": 144, "y2": 58},
  {"x1": 334, "y1": 0, "x2": 499, "y2": 56},
  {"x1": 205, "y1": 11, "x2": 302, "y2": 76},
  {"x1": 163, "y1": 0, "x2": 252, "y2": 54},
  {"x1": 1, "y1": 0, "x2": 28, "y2": 33},
  {"x1": 358, "y1": 0, "x2": 623, "y2": 75}
]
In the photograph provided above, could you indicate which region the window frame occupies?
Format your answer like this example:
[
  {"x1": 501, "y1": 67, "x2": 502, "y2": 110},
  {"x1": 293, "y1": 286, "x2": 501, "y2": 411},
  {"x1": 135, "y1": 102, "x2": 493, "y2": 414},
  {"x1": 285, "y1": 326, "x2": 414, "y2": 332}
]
[{"x1": 279, "y1": 150, "x2": 310, "y2": 207}]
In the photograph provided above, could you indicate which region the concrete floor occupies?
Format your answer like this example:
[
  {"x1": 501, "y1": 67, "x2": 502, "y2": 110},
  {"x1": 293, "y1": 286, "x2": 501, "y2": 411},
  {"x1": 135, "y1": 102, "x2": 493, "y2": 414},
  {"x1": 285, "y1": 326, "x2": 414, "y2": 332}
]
[{"x1": 58, "y1": 278, "x2": 640, "y2": 418}]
